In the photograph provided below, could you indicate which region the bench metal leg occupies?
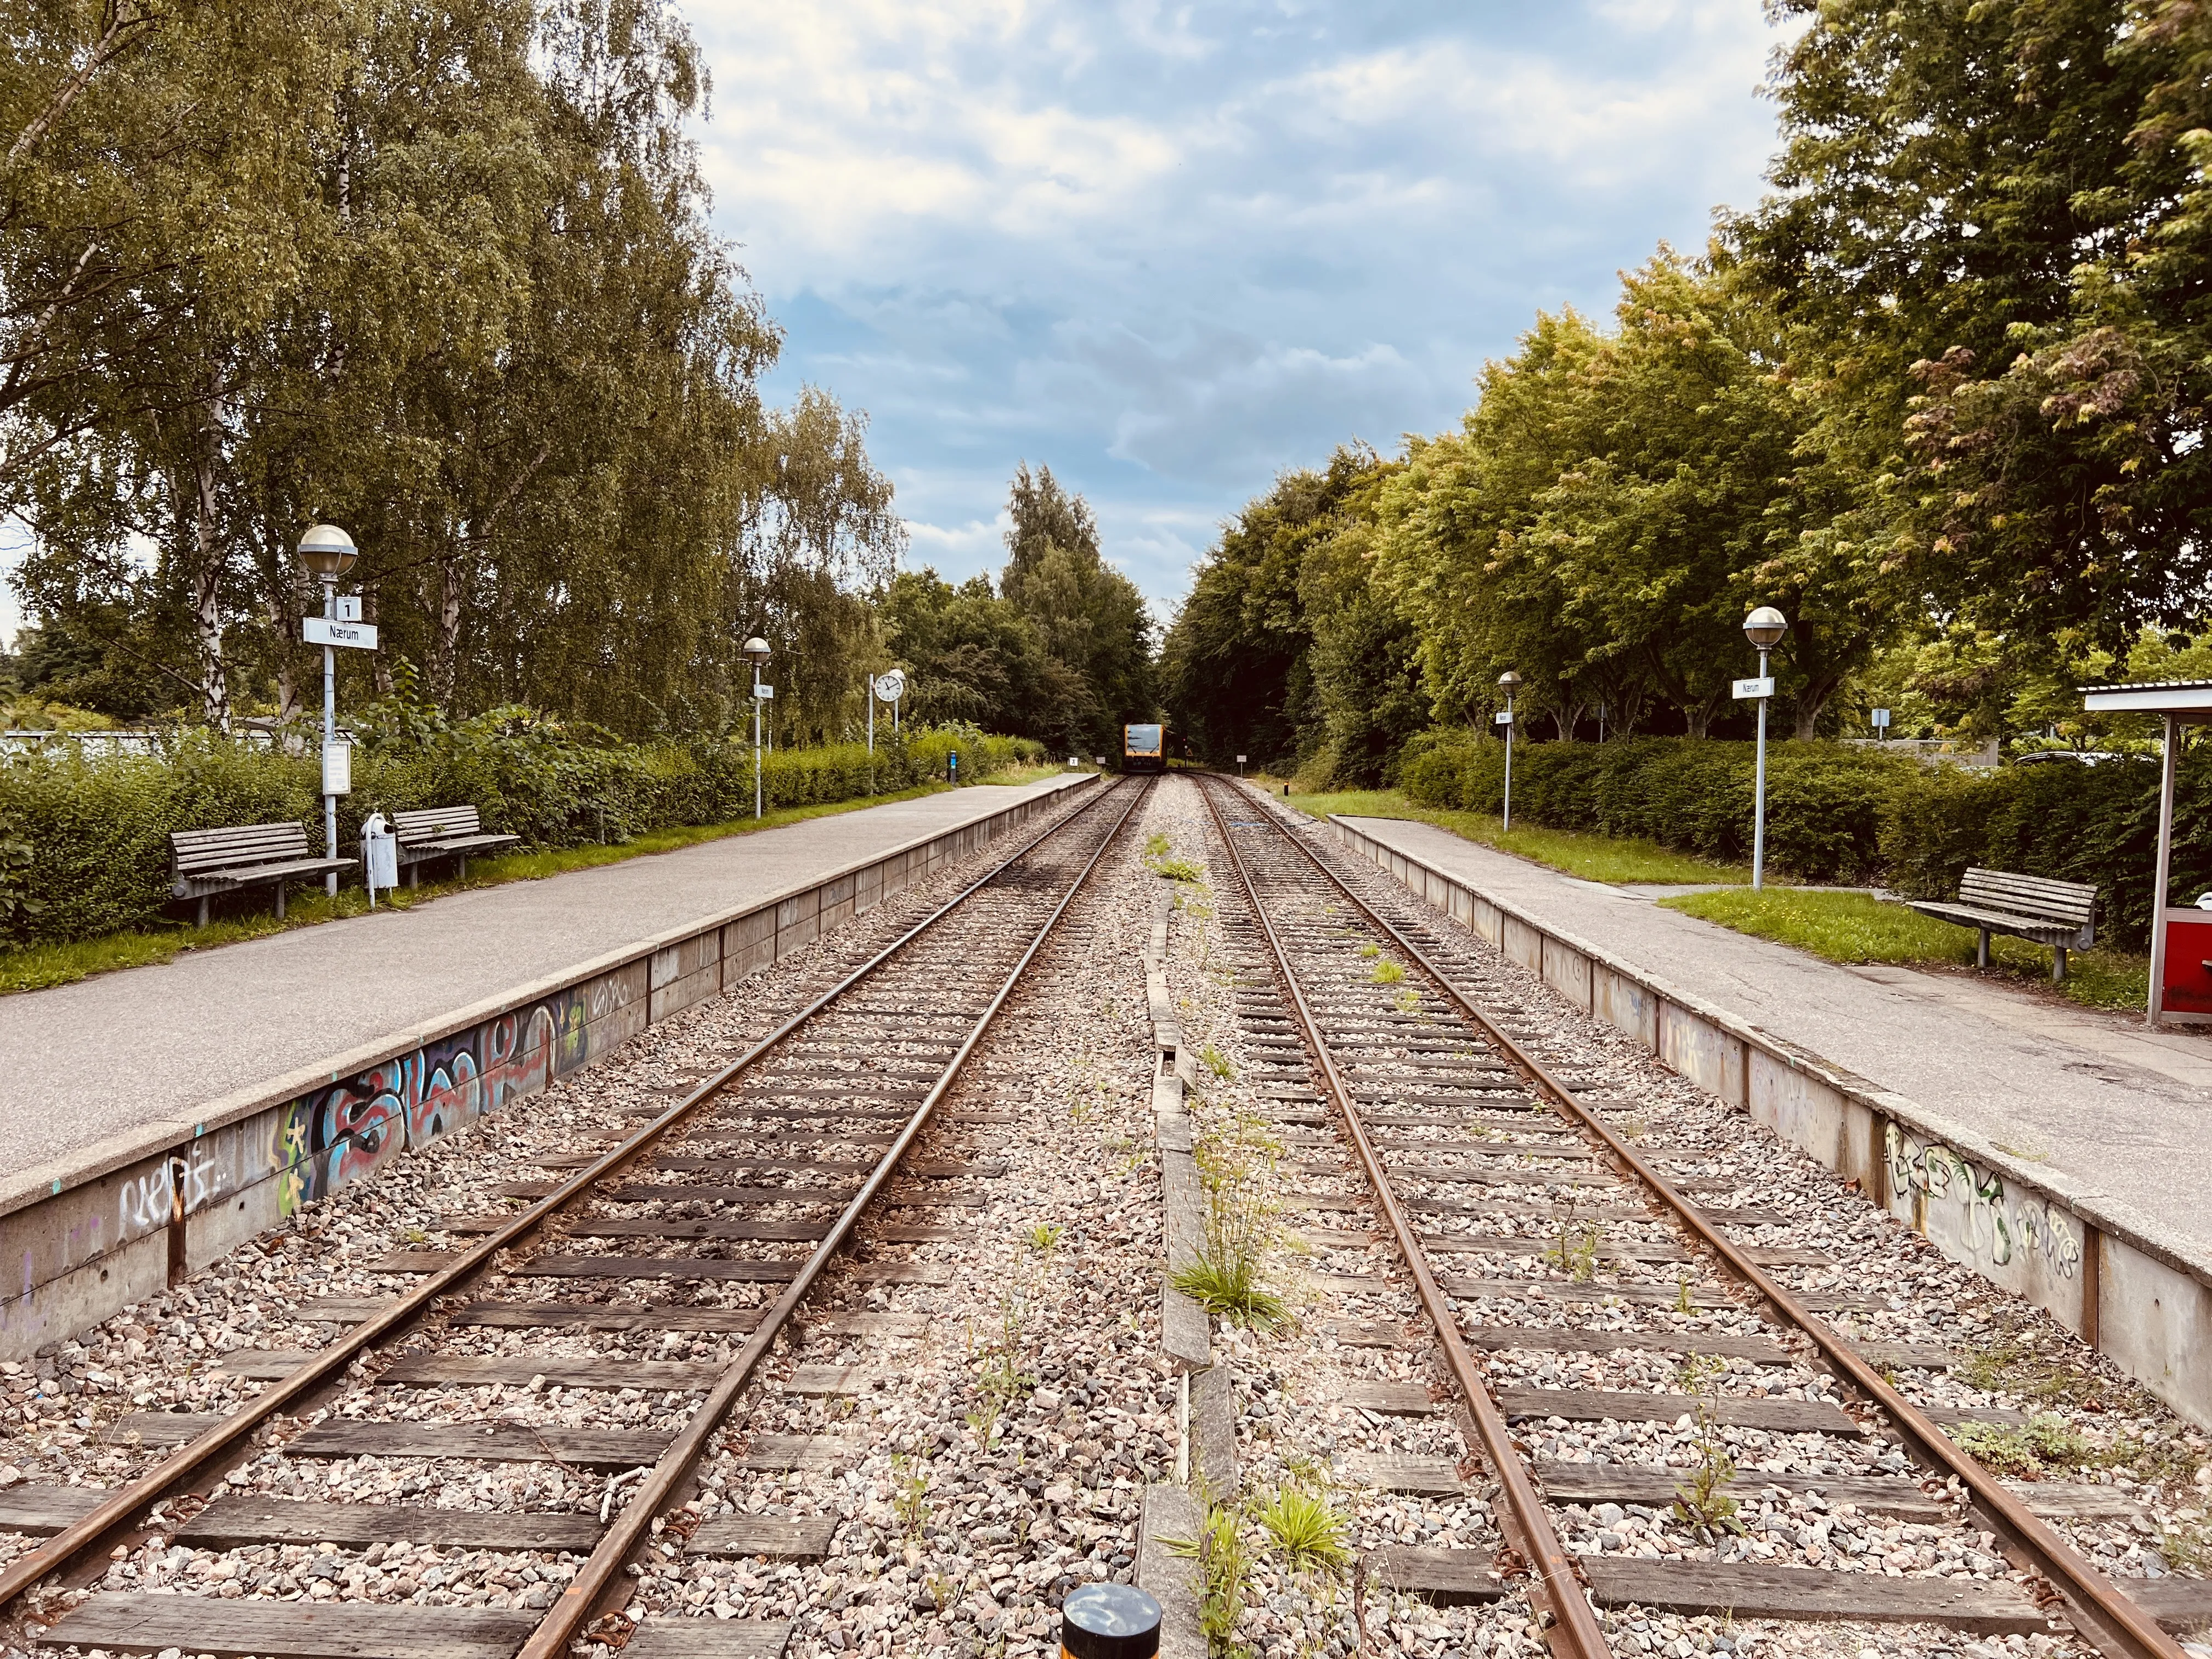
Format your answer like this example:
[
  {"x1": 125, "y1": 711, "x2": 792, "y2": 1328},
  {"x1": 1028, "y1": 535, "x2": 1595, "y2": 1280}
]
[
  {"x1": 1976, "y1": 928, "x2": 1989, "y2": 970},
  {"x1": 196, "y1": 896, "x2": 208, "y2": 929},
  {"x1": 459, "y1": 855, "x2": 468, "y2": 881},
  {"x1": 2053, "y1": 946, "x2": 2068, "y2": 984},
  {"x1": 274, "y1": 883, "x2": 285, "y2": 921},
  {"x1": 409, "y1": 864, "x2": 419, "y2": 890}
]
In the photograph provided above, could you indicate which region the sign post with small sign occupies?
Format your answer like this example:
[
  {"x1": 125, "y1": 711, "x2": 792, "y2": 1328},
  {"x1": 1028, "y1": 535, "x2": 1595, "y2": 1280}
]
[
  {"x1": 295, "y1": 524, "x2": 376, "y2": 896},
  {"x1": 1871, "y1": 707, "x2": 1891, "y2": 740},
  {"x1": 1740, "y1": 607, "x2": 1789, "y2": 889},
  {"x1": 1496, "y1": 671, "x2": 1521, "y2": 828}
]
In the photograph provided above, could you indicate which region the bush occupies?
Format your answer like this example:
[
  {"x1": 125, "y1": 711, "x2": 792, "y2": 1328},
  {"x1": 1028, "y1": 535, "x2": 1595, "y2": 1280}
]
[
  {"x1": 0, "y1": 719, "x2": 1043, "y2": 948},
  {"x1": 1397, "y1": 726, "x2": 2210, "y2": 947}
]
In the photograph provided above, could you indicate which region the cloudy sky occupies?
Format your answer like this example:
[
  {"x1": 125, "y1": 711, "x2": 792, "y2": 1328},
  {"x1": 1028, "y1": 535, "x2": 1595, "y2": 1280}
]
[
  {"x1": 0, "y1": 3, "x2": 1795, "y2": 646},
  {"x1": 685, "y1": 0, "x2": 1796, "y2": 617}
]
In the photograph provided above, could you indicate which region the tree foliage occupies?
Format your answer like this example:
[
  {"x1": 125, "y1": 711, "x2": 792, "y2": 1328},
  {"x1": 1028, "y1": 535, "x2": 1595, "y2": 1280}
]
[
  {"x1": 881, "y1": 466, "x2": 1158, "y2": 756},
  {"x1": 2, "y1": 0, "x2": 905, "y2": 742},
  {"x1": 1170, "y1": 0, "x2": 2212, "y2": 777}
]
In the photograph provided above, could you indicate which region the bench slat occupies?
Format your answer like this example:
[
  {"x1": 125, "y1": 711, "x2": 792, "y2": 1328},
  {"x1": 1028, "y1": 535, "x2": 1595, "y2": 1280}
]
[
  {"x1": 171, "y1": 822, "x2": 315, "y2": 877},
  {"x1": 175, "y1": 856, "x2": 355, "y2": 894},
  {"x1": 402, "y1": 833, "x2": 517, "y2": 855},
  {"x1": 393, "y1": 806, "x2": 484, "y2": 840},
  {"x1": 1957, "y1": 867, "x2": 2096, "y2": 923},
  {"x1": 1910, "y1": 902, "x2": 2084, "y2": 944},
  {"x1": 174, "y1": 828, "x2": 306, "y2": 848}
]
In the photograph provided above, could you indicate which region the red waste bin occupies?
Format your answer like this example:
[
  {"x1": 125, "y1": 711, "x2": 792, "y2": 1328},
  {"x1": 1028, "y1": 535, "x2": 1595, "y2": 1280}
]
[{"x1": 2160, "y1": 907, "x2": 2212, "y2": 1016}]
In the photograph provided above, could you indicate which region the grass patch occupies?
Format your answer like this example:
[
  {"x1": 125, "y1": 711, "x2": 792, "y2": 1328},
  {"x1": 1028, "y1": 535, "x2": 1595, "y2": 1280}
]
[
  {"x1": 1251, "y1": 1481, "x2": 1351, "y2": 1573},
  {"x1": 1660, "y1": 887, "x2": 2149, "y2": 1013},
  {"x1": 1278, "y1": 786, "x2": 1749, "y2": 886},
  {"x1": 0, "y1": 777, "x2": 1002, "y2": 997}
]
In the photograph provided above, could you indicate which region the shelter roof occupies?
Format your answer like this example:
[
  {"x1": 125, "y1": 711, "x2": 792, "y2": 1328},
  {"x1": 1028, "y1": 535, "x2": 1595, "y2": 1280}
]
[{"x1": 2081, "y1": 680, "x2": 2212, "y2": 720}]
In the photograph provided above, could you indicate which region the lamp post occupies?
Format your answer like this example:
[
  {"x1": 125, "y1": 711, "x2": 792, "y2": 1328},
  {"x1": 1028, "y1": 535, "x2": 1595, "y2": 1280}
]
[
  {"x1": 1741, "y1": 607, "x2": 1790, "y2": 890},
  {"x1": 1497, "y1": 671, "x2": 1521, "y2": 830},
  {"x1": 743, "y1": 636, "x2": 771, "y2": 819},
  {"x1": 297, "y1": 524, "x2": 358, "y2": 895}
]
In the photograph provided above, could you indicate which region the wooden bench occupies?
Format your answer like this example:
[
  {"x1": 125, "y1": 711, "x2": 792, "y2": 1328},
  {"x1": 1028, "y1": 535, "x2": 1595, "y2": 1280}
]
[
  {"x1": 391, "y1": 805, "x2": 520, "y2": 886},
  {"x1": 170, "y1": 822, "x2": 355, "y2": 927},
  {"x1": 1906, "y1": 867, "x2": 2097, "y2": 983}
]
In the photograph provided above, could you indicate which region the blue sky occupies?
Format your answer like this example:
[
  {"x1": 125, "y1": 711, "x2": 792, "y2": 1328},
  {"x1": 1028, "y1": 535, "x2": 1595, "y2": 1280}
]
[{"x1": 685, "y1": 0, "x2": 1797, "y2": 619}]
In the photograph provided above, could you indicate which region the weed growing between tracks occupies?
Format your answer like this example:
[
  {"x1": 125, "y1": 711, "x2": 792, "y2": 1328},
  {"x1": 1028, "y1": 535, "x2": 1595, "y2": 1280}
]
[
  {"x1": 1175, "y1": 1117, "x2": 1288, "y2": 1329},
  {"x1": 1545, "y1": 1202, "x2": 1603, "y2": 1283},
  {"x1": 1251, "y1": 1480, "x2": 1352, "y2": 1573},
  {"x1": 1668, "y1": 1353, "x2": 1746, "y2": 1541},
  {"x1": 1166, "y1": 1495, "x2": 1261, "y2": 1655}
]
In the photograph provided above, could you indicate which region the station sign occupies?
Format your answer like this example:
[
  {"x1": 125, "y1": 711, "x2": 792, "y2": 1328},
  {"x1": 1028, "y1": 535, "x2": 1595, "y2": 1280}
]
[
  {"x1": 304, "y1": 616, "x2": 378, "y2": 650},
  {"x1": 1732, "y1": 676, "x2": 1775, "y2": 700}
]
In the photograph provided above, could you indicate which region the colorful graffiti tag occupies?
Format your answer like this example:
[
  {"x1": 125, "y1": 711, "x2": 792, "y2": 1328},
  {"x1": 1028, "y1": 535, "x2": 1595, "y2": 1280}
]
[
  {"x1": 273, "y1": 986, "x2": 591, "y2": 1214},
  {"x1": 1884, "y1": 1123, "x2": 2083, "y2": 1280}
]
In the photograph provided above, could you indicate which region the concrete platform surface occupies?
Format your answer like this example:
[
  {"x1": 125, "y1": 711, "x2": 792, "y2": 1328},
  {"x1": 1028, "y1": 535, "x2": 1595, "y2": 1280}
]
[
  {"x1": 1333, "y1": 814, "x2": 2212, "y2": 1259},
  {"x1": 0, "y1": 777, "x2": 1087, "y2": 1176}
]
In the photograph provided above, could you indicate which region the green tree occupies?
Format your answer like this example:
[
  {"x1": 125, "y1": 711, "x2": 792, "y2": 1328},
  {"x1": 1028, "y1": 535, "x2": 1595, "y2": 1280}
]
[
  {"x1": 3, "y1": 0, "x2": 906, "y2": 748},
  {"x1": 1376, "y1": 255, "x2": 1877, "y2": 741},
  {"x1": 881, "y1": 568, "x2": 1070, "y2": 741},
  {"x1": 1159, "y1": 449, "x2": 1391, "y2": 770},
  {"x1": 1000, "y1": 463, "x2": 1154, "y2": 751},
  {"x1": 1729, "y1": 0, "x2": 2210, "y2": 675}
]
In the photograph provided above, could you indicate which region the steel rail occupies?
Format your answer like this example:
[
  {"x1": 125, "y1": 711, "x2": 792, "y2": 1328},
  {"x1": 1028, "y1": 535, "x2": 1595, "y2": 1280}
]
[
  {"x1": 1194, "y1": 775, "x2": 1614, "y2": 1659},
  {"x1": 1209, "y1": 775, "x2": 2188, "y2": 1659},
  {"x1": 519, "y1": 772, "x2": 1153, "y2": 1656},
  {"x1": 0, "y1": 775, "x2": 1128, "y2": 1620}
]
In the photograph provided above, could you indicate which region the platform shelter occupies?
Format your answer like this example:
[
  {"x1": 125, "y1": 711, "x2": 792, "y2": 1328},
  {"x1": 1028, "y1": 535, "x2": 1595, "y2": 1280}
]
[{"x1": 2080, "y1": 679, "x2": 2212, "y2": 1027}]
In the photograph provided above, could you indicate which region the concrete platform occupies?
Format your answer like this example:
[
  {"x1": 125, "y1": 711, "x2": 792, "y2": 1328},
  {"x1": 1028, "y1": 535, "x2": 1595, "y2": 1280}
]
[
  {"x1": 1311, "y1": 803, "x2": 2212, "y2": 1427},
  {"x1": 0, "y1": 776, "x2": 1087, "y2": 1187}
]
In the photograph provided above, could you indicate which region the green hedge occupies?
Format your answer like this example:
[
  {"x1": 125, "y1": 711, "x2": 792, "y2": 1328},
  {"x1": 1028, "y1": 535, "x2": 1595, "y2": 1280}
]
[
  {"x1": 0, "y1": 722, "x2": 1042, "y2": 948},
  {"x1": 1398, "y1": 727, "x2": 2208, "y2": 950}
]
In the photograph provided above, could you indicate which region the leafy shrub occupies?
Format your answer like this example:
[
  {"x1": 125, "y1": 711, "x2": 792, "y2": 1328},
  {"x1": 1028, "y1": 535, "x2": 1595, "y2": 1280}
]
[
  {"x1": 0, "y1": 715, "x2": 1043, "y2": 948},
  {"x1": 1397, "y1": 725, "x2": 2212, "y2": 947}
]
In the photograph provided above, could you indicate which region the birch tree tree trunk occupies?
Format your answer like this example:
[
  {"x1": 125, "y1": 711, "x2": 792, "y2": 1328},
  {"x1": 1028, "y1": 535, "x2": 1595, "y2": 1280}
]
[{"x1": 190, "y1": 378, "x2": 230, "y2": 732}]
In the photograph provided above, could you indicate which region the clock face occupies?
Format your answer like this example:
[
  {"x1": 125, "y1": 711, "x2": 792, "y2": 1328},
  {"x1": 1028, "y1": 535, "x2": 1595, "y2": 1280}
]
[{"x1": 873, "y1": 670, "x2": 906, "y2": 702}]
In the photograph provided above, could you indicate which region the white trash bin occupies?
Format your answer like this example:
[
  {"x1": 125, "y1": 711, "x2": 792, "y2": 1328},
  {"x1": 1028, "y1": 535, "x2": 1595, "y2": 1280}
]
[{"x1": 362, "y1": 812, "x2": 399, "y2": 906}]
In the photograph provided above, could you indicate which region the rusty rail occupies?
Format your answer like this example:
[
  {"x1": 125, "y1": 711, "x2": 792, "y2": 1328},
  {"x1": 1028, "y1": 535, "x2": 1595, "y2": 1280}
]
[
  {"x1": 518, "y1": 772, "x2": 1152, "y2": 1655},
  {"x1": 0, "y1": 774, "x2": 1139, "y2": 1629},
  {"x1": 1205, "y1": 774, "x2": 2187, "y2": 1659},
  {"x1": 1195, "y1": 776, "x2": 1616, "y2": 1659}
]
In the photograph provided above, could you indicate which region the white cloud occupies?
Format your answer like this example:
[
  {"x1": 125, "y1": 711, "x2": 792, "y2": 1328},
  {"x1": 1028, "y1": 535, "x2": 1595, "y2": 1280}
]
[{"x1": 691, "y1": 1, "x2": 1790, "y2": 604}]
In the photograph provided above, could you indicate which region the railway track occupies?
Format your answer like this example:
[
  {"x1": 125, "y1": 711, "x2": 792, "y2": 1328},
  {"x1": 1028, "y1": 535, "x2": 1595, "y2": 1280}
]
[
  {"x1": 1187, "y1": 772, "x2": 2204, "y2": 1659},
  {"x1": 2, "y1": 773, "x2": 1150, "y2": 1659}
]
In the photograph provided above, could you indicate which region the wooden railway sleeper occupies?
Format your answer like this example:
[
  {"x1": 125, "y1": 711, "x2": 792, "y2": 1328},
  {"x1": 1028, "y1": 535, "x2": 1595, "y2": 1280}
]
[{"x1": 1201, "y1": 772, "x2": 2189, "y2": 1659}]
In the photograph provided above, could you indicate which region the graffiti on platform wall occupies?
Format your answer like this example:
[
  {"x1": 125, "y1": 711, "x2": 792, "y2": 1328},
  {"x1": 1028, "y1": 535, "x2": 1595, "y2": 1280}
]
[
  {"x1": 273, "y1": 985, "x2": 592, "y2": 1214},
  {"x1": 1884, "y1": 1123, "x2": 2083, "y2": 1281}
]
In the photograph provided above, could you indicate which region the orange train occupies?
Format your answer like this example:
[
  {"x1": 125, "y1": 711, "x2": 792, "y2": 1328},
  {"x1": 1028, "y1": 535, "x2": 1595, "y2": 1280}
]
[{"x1": 1121, "y1": 723, "x2": 1166, "y2": 774}]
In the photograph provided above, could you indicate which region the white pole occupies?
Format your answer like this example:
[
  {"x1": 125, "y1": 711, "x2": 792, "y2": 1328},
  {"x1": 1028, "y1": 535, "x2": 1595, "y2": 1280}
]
[
  {"x1": 867, "y1": 679, "x2": 874, "y2": 756},
  {"x1": 1502, "y1": 694, "x2": 1515, "y2": 831},
  {"x1": 321, "y1": 576, "x2": 338, "y2": 896},
  {"x1": 2149, "y1": 713, "x2": 2180, "y2": 1028},
  {"x1": 753, "y1": 661, "x2": 763, "y2": 820},
  {"x1": 1752, "y1": 646, "x2": 1770, "y2": 891}
]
